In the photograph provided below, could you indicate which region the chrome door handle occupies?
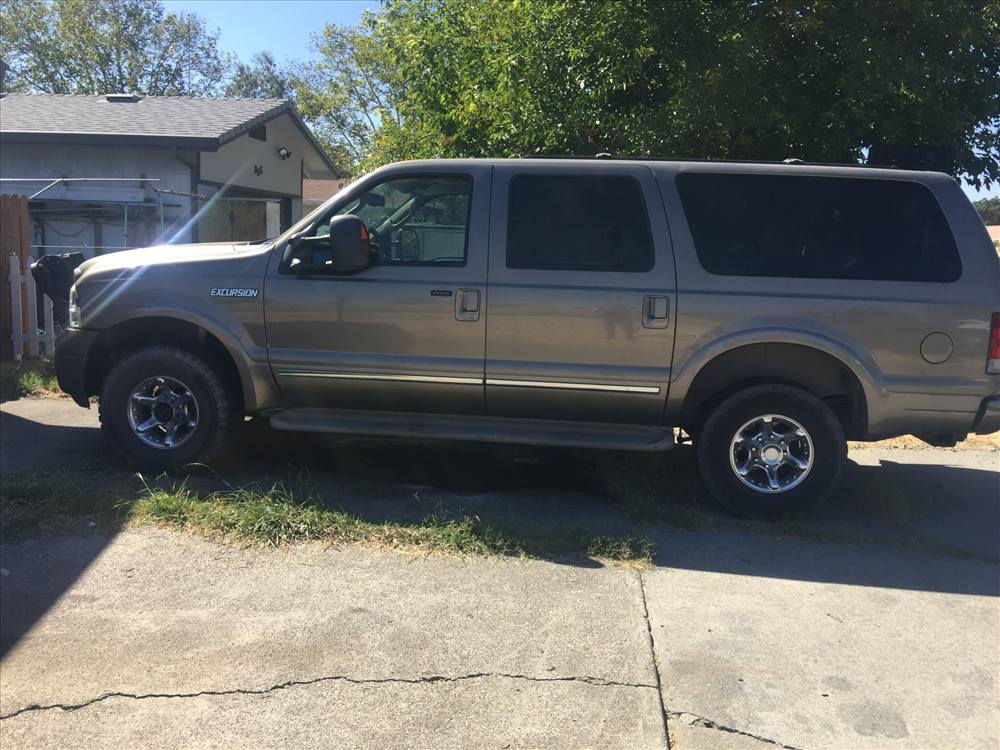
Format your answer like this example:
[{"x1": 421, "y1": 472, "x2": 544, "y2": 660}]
[
  {"x1": 643, "y1": 295, "x2": 669, "y2": 329},
  {"x1": 456, "y1": 289, "x2": 480, "y2": 322}
]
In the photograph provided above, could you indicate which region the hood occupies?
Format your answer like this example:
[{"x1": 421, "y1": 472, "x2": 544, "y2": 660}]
[{"x1": 75, "y1": 241, "x2": 268, "y2": 280}]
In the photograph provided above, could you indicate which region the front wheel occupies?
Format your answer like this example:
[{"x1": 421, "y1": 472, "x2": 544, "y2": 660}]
[
  {"x1": 696, "y1": 385, "x2": 846, "y2": 519},
  {"x1": 99, "y1": 346, "x2": 234, "y2": 472}
]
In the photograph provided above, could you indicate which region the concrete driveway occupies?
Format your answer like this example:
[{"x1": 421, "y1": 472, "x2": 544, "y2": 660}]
[{"x1": 1, "y1": 399, "x2": 998, "y2": 749}]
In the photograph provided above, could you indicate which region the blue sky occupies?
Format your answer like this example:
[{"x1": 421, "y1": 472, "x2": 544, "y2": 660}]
[
  {"x1": 162, "y1": 0, "x2": 997, "y2": 201},
  {"x1": 162, "y1": 1, "x2": 379, "y2": 64}
]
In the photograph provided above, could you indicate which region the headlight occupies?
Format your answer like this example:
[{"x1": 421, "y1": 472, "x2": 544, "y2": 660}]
[{"x1": 68, "y1": 286, "x2": 81, "y2": 328}]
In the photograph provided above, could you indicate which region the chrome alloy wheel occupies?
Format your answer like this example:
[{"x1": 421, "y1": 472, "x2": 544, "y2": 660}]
[
  {"x1": 127, "y1": 376, "x2": 199, "y2": 450},
  {"x1": 729, "y1": 414, "x2": 814, "y2": 493}
]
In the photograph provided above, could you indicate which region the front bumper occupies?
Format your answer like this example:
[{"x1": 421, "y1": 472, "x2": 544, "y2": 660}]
[
  {"x1": 54, "y1": 328, "x2": 99, "y2": 407},
  {"x1": 973, "y1": 396, "x2": 1000, "y2": 436}
]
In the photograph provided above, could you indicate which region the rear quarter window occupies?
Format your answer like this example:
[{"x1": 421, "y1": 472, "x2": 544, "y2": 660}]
[{"x1": 675, "y1": 173, "x2": 962, "y2": 282}]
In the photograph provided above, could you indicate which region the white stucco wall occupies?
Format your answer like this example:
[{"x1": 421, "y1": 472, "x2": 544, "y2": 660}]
[
  {"x1": 199, "y1": 113, "x2": 305, "y2": 197},
  {"x1": 0, "y1": 142, "x2": 195, "y2": 256},
  {"x1": 1, "y1": 116, "x2": 318, "y2": 258}
]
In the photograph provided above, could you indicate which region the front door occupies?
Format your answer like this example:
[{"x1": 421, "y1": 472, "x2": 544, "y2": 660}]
[
  {"x1": 265, "y1": 164, "x2": 490, "y2": 414},
  {"x1": 485, "y1": 163, "x2": 677, "y2": 424}
]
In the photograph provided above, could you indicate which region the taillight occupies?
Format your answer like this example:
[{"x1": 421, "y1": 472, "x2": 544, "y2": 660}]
[{"x1": 989, "y1": 313, "x2": 1000, "y2": 374}]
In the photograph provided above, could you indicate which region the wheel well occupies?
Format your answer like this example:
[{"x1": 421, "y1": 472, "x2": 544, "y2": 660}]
[
  {"x1": 84, "y1": 317, "x2": 244, "y2": 413},
  {"x1": 681, "y1": 343, "x2": 867, "y2": 439}
]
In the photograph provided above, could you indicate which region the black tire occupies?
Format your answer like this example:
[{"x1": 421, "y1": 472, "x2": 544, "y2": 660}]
[
  {"x1": 99, "y1": 346, "x2": 234, "y2": 472},
  {"x1": 696, "y1": 384, "x2": 846, "y2": 519}
]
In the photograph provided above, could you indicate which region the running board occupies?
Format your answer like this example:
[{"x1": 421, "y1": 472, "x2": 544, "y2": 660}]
[{"x1": 268, "y1": 408, "x2": 674, "y2": 452}]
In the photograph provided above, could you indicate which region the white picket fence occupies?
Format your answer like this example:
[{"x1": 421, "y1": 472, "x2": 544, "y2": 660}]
[{"x1": 7, "y1": 254, "x2": 57, "y2": 360}]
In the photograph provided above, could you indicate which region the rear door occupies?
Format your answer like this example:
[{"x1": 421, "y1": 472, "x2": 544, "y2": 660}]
[
  {"x1": 265, "y1": 163, "x2": 490, "y2": 414},
  {"x1": 485, "y1": 162, "x2": 676, "y2": 424}
]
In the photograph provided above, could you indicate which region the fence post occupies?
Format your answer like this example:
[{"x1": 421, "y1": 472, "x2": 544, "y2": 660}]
[
  {"x1": 8, "y1": 254, "x2": 22, "y2": 361},
  {"x1": 24, "y1": 256, "x2": 39, "y2": 358},
  {"x1": 43, "y1": 294, "x2": 55, "y2": 357}
]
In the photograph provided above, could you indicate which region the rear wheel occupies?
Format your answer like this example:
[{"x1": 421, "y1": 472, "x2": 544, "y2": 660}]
[
  {"x1": 696, "y1": 385, "x2": 846, "y2": 519},
  {"x1": 99, "y1": 346, "x2": 234, "y2": 472}
]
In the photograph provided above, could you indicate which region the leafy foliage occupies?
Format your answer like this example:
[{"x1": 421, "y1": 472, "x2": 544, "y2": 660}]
[
  {"x1": 973, "y1": 197, "x2": 1000, "y2": 224},
  {"x1": 0, "y1": 0, "x2": 229, "y2": 95},
  {"x1": 224, "y1": 51, "x2": 291, "y2": 99},
  {"x1": 291, "y1": 21, "x2": 416, "y2": 176},
  {"x1": 308, "y1": 0, "x2": 1000, "y2": 184},
  {"x1": 3, "y1": 0, "x2": 997, "y2": 184}
]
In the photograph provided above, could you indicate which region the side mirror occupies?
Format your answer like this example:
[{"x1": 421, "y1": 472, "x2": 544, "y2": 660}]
[
  {"x1": 289, "y1": 214, "x2": 372, "y2": 274},
  {"x1": 327, "y1": 214, "x2": 372, "y2": 271}
]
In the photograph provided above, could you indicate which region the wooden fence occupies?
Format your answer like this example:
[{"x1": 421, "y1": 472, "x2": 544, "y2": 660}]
[
  {"x1": 0, "y1": 195, "x2": 37, "y2": 360},
  {"x1": 1, "y1": 194, "x2": 53, "y2": 360},
  {"x1": 7, "y1": 254, "x2": 56, "y2": 360}
]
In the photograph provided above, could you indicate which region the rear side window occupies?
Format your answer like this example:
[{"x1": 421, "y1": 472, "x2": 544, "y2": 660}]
[
  {"x1": 507, "y1": 175, "x2": 654, "y2": 272},
  {"x1": 676, "y1": 173, "x2": 961, "y2": 282}
]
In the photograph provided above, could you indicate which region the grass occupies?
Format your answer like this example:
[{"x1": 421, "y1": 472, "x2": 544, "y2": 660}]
[
  {"x1": 128, "y1": 479, "x2": 653, "y2": 566},
  {"x1": 0, "y1": 470, "x2": 653, "y2": 567},
  {"x1": 0, "y1": 360, "x2": 61, "y2": 402},
  {"x1": 2, "y1": 465, "x2": 993, "y2": 564},
  {"x1": 2, "y1": 438, "x2": 993, "y2": 565}
]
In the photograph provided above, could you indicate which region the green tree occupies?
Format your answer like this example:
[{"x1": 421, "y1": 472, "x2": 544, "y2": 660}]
[
  {"x1": 291, "y1": 20, "x2": 425, "y2": 176},
  {"x1": 0, "y1": 0, "x2": 229, "y2": 95},
  {"x1": 973, "y1": 197, "x2": 1000, "y2": 224},
  {"x1": 225, "y1": 51, "x2": 290, "y2": 99},
  {"x1": 321, "y1": 0, "x2": 1000, "y2": 185}
]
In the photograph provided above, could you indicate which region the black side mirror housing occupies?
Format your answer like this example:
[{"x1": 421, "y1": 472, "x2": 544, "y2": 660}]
[
  {"x1": 327, "y1": 214, "x2": 372, "y2": 272},
  {"x1": 286, "y1": 214, "x2": 372, "y2": 274}
]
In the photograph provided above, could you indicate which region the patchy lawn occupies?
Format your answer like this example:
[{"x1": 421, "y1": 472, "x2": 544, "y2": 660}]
[
  {"x1": 3, "y1": 437, "x2": 995, "y2": 567},
  {"x1": 0, "y1": 468, "x2": 653, "y2": 568}
]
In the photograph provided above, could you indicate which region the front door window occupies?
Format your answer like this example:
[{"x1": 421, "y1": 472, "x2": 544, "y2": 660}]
[{"x1": 324, "y1": 175, "x2": 472, "y2": 266}]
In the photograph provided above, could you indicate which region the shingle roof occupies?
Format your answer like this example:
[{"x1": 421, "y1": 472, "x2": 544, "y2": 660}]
[
  {"x1": 0, "y1": 93, "x2": 291, "y2": 146},
  {"x1": 0, "y1": 92, "x2": 340, "y2": 176}
]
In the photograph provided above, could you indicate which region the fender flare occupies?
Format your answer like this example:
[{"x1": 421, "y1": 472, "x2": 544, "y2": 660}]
[
  {"x1": 670, "y1": 327, "x2": 887, "y2": 421},
  {"x1": 94, "y1": 305, "x2": 271, "y2": 411}
]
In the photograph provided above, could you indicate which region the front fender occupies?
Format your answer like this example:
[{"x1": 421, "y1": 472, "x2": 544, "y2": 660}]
[{"x1": 86, "y1": 292, "x2": 278, "y2": 412}]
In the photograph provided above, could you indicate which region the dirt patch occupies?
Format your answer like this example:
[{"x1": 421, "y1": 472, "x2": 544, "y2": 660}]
[{"x1": 851, "y1": 433, "x2": 1000, "y2": 451}]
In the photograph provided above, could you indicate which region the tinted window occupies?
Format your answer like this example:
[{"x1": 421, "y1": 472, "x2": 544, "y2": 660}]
[
  {"x1": 676, "y1": 173, "x2": 961, "y2": 282},
  {"x1": 507, "y1": 175, "x2": 654, "y2": 272}
]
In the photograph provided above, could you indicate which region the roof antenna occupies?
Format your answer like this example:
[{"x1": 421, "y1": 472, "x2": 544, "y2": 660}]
[
  {"x1": 782, "y1": 158, "x2": 805, "y2": 165},
  {"x1": 595, "y1": 152, "x2": 613, "y2": 159}
]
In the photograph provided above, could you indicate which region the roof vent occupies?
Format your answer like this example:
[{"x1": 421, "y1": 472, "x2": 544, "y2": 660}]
[{"x1": 105, "y1": 93, "x2": 141, "y2": 103}]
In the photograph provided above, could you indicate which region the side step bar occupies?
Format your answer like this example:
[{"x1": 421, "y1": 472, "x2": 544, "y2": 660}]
[{"x1": 269, "y1": 408, "x2": 674, "y2": 452}]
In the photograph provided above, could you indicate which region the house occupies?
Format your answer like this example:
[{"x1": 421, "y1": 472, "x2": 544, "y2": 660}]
[
  {"x1": 0, "y1": 93, "x2": 339, "y2": 257},
  {"x1": 303, "y1": 178, "x2": 352, "y2": 213},
  {"x1": 987, "y1": 225, "x2": 1000, "y2": 253}
]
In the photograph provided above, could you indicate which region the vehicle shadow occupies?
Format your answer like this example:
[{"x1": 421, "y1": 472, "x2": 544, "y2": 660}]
[
  {"x1": 1, "y1": 411, "x2": 118, "y2": 658},
  {"x1": 1, "y1": 411, "x2": 997, "y2": 661},
  {"x1": 220, "y1": 419, "x2": 1000, "y2": 596}
]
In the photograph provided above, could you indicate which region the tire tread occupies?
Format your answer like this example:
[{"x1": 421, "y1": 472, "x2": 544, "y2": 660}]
[{"x1": 99, "y1": 346, "x2": 232, "y2": 471}]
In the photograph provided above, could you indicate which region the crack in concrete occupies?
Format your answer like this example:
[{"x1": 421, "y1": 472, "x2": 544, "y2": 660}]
[
  {"x1": 637, "y1": 570, "x2": 672, "y2": 749},
  {"x1": 667, "y1": 711, "x2": 803, "y2": 750},
  {"x1": 0, "y1": 671, "x2": 658, "y2": 721}
]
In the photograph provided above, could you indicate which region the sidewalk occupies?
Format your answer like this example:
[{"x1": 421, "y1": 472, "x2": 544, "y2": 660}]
[{"x1": 2, "y1": 524, "x2": 997, "y2": 749}]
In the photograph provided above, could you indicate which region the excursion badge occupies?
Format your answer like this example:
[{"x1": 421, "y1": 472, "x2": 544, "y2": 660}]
[{"x1": 210, "y1": 288, "x2": 259, "y2": 298}]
